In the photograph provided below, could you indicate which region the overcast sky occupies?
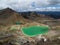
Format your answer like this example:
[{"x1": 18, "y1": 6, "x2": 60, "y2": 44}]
[{"x1": 0, "y1": 0, "x2": 60, "y2": 12}]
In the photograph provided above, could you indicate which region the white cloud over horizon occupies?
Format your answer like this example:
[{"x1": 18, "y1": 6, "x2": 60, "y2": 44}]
[{"x1": 0, "y1": 0, "x2": 60, "y2": 12}]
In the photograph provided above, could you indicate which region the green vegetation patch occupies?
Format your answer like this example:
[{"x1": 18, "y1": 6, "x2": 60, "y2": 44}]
[{"x1": 22, "y1": 26, "x2": 49, "y2": 37}]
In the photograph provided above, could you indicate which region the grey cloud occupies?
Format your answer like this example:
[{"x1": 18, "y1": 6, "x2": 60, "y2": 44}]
[
  {"x1": 47, "y1": 0, "x2": 60, "y2": 5},
  {"x1": 0, "y1": 0, "x2": 60, "y2": 11}
]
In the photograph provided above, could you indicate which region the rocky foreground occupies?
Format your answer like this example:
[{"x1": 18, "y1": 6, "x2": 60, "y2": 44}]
[{"x1": 0, "y1": 22, "x2": 60, "y2": 45}]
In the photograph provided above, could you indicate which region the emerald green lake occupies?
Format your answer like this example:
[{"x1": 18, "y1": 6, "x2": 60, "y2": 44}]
[{"x1": 22, "y1": 26, "x2": 49, "y2": 37}]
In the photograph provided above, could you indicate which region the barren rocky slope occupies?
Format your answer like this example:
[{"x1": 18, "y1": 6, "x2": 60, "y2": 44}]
[{"x1": 0, "y1": 8, "x2": 60, "y2": 45}]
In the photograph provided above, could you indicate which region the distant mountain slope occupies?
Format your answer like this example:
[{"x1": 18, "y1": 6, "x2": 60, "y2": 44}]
[
  {"x1": 37, "y1": 11, "x2": 60, "y2": 19},
  {"x1": 0, "y1": 8, "x2": 27, "y2": 25},
  {"x1": 0, "y1": 8, "x2": 16, "y2": 19},
  {"x1": 20, "y1": 11, "x2": 54, "y2": 20}
]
